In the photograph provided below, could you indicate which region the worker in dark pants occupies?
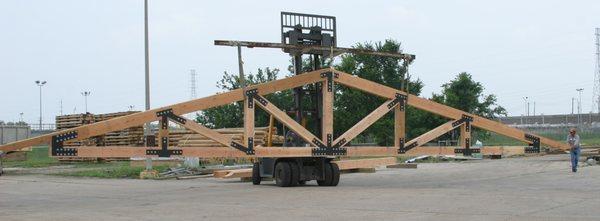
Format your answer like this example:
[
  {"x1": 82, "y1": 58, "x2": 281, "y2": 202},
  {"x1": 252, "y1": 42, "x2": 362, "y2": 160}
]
[{"x1": 567, "y1": 128, "x2": 581, "y2": 172}]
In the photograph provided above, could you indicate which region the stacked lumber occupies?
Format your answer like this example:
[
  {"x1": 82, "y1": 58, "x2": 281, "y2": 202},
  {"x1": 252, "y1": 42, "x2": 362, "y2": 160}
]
[
  {"x1": 56, "y1": 113, "x2": 96, "y2": 146},
  {"x1": 163, "y1": 127, "x2": 284, "y2": 147},
  {"x1": 55, "y1": 111, "x2": 142, "y2": 161}
]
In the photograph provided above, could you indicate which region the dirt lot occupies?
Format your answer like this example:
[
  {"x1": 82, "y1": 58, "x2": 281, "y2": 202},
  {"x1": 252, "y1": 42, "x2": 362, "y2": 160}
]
[{"x1": 1, "y1": 154, "x2": 599, "y2": 221}]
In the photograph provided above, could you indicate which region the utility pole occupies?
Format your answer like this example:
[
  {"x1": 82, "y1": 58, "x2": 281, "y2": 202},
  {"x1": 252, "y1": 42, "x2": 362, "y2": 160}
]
[
  {"x1": 81, "y1": 91, "x2": 91, "y2": 113},
  {"x1": 577, "y1": 88, "x2": 584, "y2": 126},
  {"x1": 572, "y1": 97, "x2": 575, "y2": 115},
  {"x1": 143, "y1": 0, "x2": 152, "y2": 144},
  {"x1": 19, "y1": 112, "x2": 24, "y2": 123},
  {"x1": 533, "y1": 101, "x2": 536, "y2": 116},
  {"x1": 593, "y1": 28, "x2": 600, "y2": 113},
  {"x1": 59, "y1": 99, "x2": 63, "y2": 116},
  {"x1": 35, "y1": 80, "x2": 47, "y2": 130}
]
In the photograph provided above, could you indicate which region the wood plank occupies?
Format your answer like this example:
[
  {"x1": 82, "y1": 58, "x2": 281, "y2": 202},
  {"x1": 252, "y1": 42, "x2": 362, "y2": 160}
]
[
  {"x1": 176, "y1": 117, "x2": 233, "y2": 147},
  {"x1": 333, "y1": 157, "x2": 397, "y2": 170},
  {"x1": 0, "y1": 68, "x2": 329, "y2": 153},
  {"x1": 66, "y1": 145, "x2": 509, "y2": 158},
  {"x1": 394, "y1": 104, "x2": 405, "y2": 148},
  {"x1": 253, "y1": 94, "x2": 323, "y2": 147},
  {"x1": 244, "y1": 97, "x2": 255, "y2": 147},
  {"x1": 322, "y1": 77, "x2": 334, "y2": 142},
  {"x1": 460, "y1": 123, "x2": 471, "y2": 148},
  {"x1": 406, "y1": 120, "x2": 461, "y2": 148},
  {"x1": 333, "y1": 99, "x2": 397, "y2": 146}
]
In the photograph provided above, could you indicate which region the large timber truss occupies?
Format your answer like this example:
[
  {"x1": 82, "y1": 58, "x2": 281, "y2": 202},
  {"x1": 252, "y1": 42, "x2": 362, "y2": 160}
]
[{"x1": 0, "y1": 68, "x2": 568, "y2": 158}]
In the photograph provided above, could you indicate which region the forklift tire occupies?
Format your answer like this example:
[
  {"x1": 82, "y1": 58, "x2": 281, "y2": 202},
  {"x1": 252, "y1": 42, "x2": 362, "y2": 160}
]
[
  {"x1": 317, "y1": 163, "x2": 334, "y2": 186},
  {"x1": 330, "y1": 163, "x2": 340, "y2": 186},
  {"x1": 274, "y1": 161, "x2": 292, "y2": 187},
  {"x1": 252, "y1": 162, "x2": 261, "y2": 185},
  {"x1": 289, "y1": 161, "x2": 300, "y2": 186}
]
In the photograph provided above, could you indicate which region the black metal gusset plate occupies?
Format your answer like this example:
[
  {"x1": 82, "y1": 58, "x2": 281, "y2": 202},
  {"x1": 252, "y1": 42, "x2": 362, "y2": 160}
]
[
  {"x1": 145, "y1": 149, "x2": 183, "y2": 157},
  {"x1": 454, "y1": 148, "x2": 480, "y2": 154},
  {"x1": 524, "y1": 133, "x2": 541, "y2": 153},
  {"x1": 156, "y1": 108, "x2": 186, "y2": 125},
  {"x1": 397, "y1": 138, "x2": 406, "y2": 154},
  {"x1": 387, "y1": 93, "x2": 408, "y2": 111},
  {"x1": 51, "y1": 131, "x2": 79, "y2": 156},
  {"x1": 230, "y1": 141, "x2": 255, "y2": 155},
  {"x1": 400, "y1": 141, "x2": 418, "y2": 154},
  {"x1": 311, "y1": 147, "x2": 347, "y2": 156},
  {"x1": 320, "y1": 72, "x2": 339, "y2": 92}
]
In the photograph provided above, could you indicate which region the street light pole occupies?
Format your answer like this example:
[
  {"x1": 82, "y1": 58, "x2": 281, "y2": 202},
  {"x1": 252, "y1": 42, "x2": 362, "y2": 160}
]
[
  {"x1": 576, "y1": 88, "x2": 584, "y2": 126},
  {"x1": 143, "y1": 0, "x2": 152, "y2": 144},
  {"x1": 35, "y1": 80, "x2": 47, "y2": 130},
  {"x1": 523, "y1": 96, "x2": 529, "y2": 124},
  {"x1": 81, "y1": 91, "x2": 91, "y2": 113}
]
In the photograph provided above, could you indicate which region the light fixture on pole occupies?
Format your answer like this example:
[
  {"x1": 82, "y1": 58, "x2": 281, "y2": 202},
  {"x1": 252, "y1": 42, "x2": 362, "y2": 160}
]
[
  {"x1": 522, "y1": 96, "x2": 529, "y2": 124},
  {"x1": 35, "y1": 80, "x2": 47, "y2": 130},
  {"x1": 81, "y1": 91, "x2": 91, "y2": 113}
]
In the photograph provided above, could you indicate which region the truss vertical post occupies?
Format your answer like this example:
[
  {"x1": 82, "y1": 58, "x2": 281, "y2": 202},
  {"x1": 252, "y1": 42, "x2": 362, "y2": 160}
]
[
  {"x1": 321, "y1": 73, "x2": 334, "y2": 147},
  {"x1": 394, "y1": 104, "x2": 406, "y2": 153},
  {"x1": 244, "y1": 92, "x2": 255, "y2": 152},
  {"x1": 460, "y1": 122, "x2": 472, "y2": 156},
  {"x1": 158, "y1": 116, "x2": 170, "y2": 156}
]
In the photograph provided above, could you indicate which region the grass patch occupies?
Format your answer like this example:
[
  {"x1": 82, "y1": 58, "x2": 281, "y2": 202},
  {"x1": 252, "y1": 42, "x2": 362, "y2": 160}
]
[{"x1": 2, "y1": 146, "x2": 60, "y2": 168}]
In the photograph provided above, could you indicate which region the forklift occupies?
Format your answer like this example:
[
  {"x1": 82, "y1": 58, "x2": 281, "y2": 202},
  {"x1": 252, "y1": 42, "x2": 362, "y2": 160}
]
[
  {"x1": 251, "y1": 12, "x2": 339, "y2": 187},
  {"x1": 214, "y1": 12, "x2": 414, "y2": 187}
]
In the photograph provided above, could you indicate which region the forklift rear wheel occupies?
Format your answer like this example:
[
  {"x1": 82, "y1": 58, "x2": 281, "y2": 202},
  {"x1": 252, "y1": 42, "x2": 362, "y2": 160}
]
[
  {"x1": 274, "y1": 161, "x2": 292, "y2": 187},
  {"x1": 252, "y1": 162, "x2": 261, "y2": 185},
  {"x1": 317, "y1": 162, "x2": 340, "y2": 186},
  {"x1": 289, "y1": 161, "x2": 301, "y2": 186}
]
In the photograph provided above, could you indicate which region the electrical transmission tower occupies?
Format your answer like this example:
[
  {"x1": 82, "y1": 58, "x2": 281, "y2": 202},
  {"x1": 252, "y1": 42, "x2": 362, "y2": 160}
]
[
  {"x1": 190, "y1": 69, "x2": 197, "y2": 100},
  {"x1": 593, "y1": 28, "x2": 600, "y2": 113}
]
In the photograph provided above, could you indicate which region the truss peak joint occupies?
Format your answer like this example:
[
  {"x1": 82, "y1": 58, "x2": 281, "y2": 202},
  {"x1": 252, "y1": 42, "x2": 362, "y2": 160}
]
[{"x1": 320, "y1": 72, "x2": 338, "y2": 92}]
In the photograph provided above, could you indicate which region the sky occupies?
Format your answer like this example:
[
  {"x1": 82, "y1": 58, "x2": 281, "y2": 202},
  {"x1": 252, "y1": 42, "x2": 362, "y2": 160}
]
[{"x1": 1, "y1": 0, "x2": 599, "y2": 125}]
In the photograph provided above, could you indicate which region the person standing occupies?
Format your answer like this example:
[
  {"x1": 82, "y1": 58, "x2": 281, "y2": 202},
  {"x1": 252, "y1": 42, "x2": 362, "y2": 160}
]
[{"x1": 567, "y1": 128, "x2": 581, "y2": 172}]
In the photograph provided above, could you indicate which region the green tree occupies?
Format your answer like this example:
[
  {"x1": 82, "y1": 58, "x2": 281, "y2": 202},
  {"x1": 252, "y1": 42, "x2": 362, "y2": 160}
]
[
  {"x1": 196, "y1": 68, "x2": 293, "y2": 129},
  {"x1": 432, "y1": 72, "x2": 507, "y2": 139}
]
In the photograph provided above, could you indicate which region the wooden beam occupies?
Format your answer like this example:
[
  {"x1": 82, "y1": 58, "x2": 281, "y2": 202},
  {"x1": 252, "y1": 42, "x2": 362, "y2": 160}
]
[
  {"x1": 331, "y1": 69, "x2": 569, "y2": 150},
  {"x1": 67, "y1": 145, "x2": 508, "y2": 158},
  {"x1": 252, "y1": 94, "x2": 324, "y2": 147},
  {"x1": 394, "y1": 103, "x2": 406, "y2": 148},
  {"x1": 0, "y1": 68, "x2": 330, "y2": 153},
  {"x1": 460, "y1": 123, "x2": 471, "y2": 148},
  {"x1": 405, "y1": 120, "x2": 462, "y2": 148},
  {"x1": 334, "y1": 157, "x2": 397, "y2": 170},
  {"x1": 322, "y1": 76, "x2": 334, "y2": 143},
  {"x1": 175, "y1": 117, "x2": 233, "y2": 148},
  {"x1": 243, "y1": 97, "x2": 255, "y2": 147},
  {"x1": 267, "y1": 115, "x2": 274, "y2": 147},
  {"x1": 333, "y1": 99, "x2": 397, "y2": 147}
]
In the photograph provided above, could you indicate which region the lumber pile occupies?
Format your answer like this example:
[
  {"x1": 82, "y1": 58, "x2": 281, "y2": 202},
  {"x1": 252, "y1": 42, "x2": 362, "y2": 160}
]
[
  {"x1": 163, "y1": 127, "x2": 285, "y2": 147},
  {"x1": 55, "y1": 111, "x2": 143, "y2": 147},
  {"x1": 55, "y1": 111, "x2": 142, "y2": 161}
]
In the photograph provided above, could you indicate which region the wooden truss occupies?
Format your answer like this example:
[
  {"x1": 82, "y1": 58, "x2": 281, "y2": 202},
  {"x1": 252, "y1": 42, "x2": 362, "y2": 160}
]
[{"x1": 0, "y1": 68, "x2": 568, "y2": 158}]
